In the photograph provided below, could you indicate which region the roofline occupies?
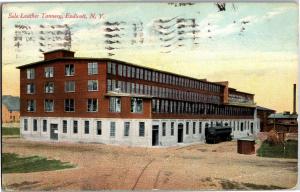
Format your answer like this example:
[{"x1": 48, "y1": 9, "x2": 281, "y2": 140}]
[
  {"x1": 229, "y1": 88, "x2": 254, "y2": 96},
  {"x1": 16, "y1": 57, "x2": 226, "y2": 87},
  {"x1": 43, "y1": 49, "x2": 74, "y2": 54}
]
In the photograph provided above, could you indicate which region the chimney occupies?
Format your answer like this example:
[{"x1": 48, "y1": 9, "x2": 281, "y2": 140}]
[{"x1": 293, "y1": 84, "x2": 296, "y2": 114}]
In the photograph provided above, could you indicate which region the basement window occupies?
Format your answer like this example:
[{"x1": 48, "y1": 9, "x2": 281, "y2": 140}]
[
  {"x1": 110, "y1": 122, "x2": 116, "y2": 137},
  {"x1": 139, "y1": 122, "x2": 145, "y2": 137}
]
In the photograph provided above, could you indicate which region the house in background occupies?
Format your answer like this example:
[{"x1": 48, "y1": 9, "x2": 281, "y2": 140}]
[
  {"x1": 17, "y1": 49, "x2": 259, "y2": 147},
  {"x1": 268, "y1": 112, "x2": 298, "y2": 133},
  {"x1": 257, "y1": 106, "x2": 276, "y2": 132},
  {"x1": 2, "y1": 104, "x2": 20, "y2": 123}
]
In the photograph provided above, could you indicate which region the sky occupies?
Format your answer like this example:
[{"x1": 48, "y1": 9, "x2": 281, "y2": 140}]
[{"x1": 2, "y1": 2, "x2": 298, "y2": 113}]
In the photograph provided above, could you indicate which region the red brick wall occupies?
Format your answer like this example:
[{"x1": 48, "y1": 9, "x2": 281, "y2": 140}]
[
  {"x1": 44, "y1": 51, "x2": 74, "y2": 60},
  {"x1": 20, "y1": 60, "x2": 152, "y2": 119}
]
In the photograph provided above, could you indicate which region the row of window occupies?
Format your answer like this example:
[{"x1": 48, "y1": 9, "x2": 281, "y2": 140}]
[
  {"x1": 26, "y1": 62, "x2": 98, "y2": 80},
  {"x1": 107, "y1": 79, "x2": 221, "y2": 104},
  {"x1": 26, "y1": 97, "x2": 143, "y2": 113},
  {"x1": 23, "y1": 119, "x2": 146, "y2": 137},
  {"x1": 107, "y1": 62, "x2": 222, "y2": 93},
  {"x1": 23, "y1": 119, "x2": 254, "y2": 139},
  {"x1": 26, "y1": 80, "x2": 98, "y2": 94},
  {"x1": 151, "y1": 99, "x2": 254, "y2": 116},
  {"x1": 228, "y1": 94, "x2": 254, "y2": 105}
]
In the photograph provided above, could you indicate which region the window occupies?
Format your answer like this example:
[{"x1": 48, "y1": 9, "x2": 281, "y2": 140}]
[
  {"x1": 87, "y1": 99, "x2": 98, "y2": 112},
  {"x1": 110, "y1": 122, "x2": 116, "y2": 137},
  {"x1": 88, "y1": 62, "x2": 98, "y2": 75},
  {"x1": 241, "y1": 122, "x2": 244, "y2": 131},
  {"x1": 97, "y1": 121, "x2": 102, "y2": 135},
  {"x1": 26, "y1": 83, "x2": 35, "y2": 94},
  {"x1": 73, "y1": 120, "x2": 78, "y2": 134},
  {"x1": 45, "y1": 67, "x2": 54, "y2": 78},
  {"x1": 162, "y1": 122, "x2": 166, "y2": 136},
  {"x1": 45, "y1": 82, "x2": 54, "y2": 93},
  {"x1": 63, "y1": 120, "x2": 67, "y2": 133},
  {"x1": 109, "y1": 97, "x2": 121, "y2": 112},
  {"x1": 65, "y1": 99, "x2": 75, "y2": 112},
  {"x1": 118, "y1": 64, "x2": 123, "y2": 76},
  {"x1": 65, "y1": 81, "x2": 75, "y2": 92},
  {"x1": 199, "y1": 122, "x2": 202, "y2": 134},
  {"x1": 27, "y1": 68, "x2": 35, "y2": 79},
  {"x1": 27, "y1": 100, "x2": 36, "y2": 112},
  {"x1": 186, "y1": 122, "x2": 189, "y2": 135},
  {"x1": 171, "y1": 122, "x2": 174, "y2": 136},
  {"x1": 193, "y1": 122, "x2": 196, "y2": 134},
  {"x1": 139, "y1": 122, "x2": 145, "y2": 137},
  {"x1": 44, "y1": 99, "x2": 54, "y2": 112},
  {"x1": 65, "y1": 64, "x2": 74, "y2": 76},
  {"x1": 84, "y1": 121, "x2": 89, "y2": 134},
  {"x1": 88, "y1": 80, "x2": 98, "y2": 91},
  {"x1": 33, "y1": 119, "x2": 37, "y2": 131},
  {"x1": 124, "y1": 122, "x2": 130, "y2": 136},
  {"x1": 131, "y1": 98, "x2": 143, "y2": 113},
  {"x1": 108, "y1": 62, "x2": 116, "y2": 75},
  {"x1": 24, "y1": 119, "x2": 28, "y2": 131}
]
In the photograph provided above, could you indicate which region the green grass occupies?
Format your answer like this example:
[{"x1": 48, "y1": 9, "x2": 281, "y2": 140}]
[
  {"x1": 257, "y1": 140, "x2": 298, "y2": 159},
  {"x1": 2, "y1": 153, "x2": 75, "y2": 173},
  {"x1": 2, "y1": 127, "x2": 20, "y2": 135}
]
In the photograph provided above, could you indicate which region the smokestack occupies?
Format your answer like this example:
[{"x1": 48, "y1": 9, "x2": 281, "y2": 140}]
[{"x1": 293, "y1": 84, "x2": 296, "y2": 114}]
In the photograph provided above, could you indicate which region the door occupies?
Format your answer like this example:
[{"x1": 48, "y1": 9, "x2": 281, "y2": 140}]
[
  {"x1": 178, "y1": 123, "x2": 183, "y2": 143},
  {"x1": 152, "y1": 125, "x2": 159, "y2": 146},
  {"x1": 50, "y1": 124, "x2": 58, "y2": 140}
]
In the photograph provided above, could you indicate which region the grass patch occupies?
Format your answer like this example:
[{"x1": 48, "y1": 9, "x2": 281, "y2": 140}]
[
  {"x1": 218, "y1": 179, "x2": 286, "y2": 190},
  {"x1": 2, "y1": 127, "x2": 20, "y2": 135},
  {"x1": 257, "y1": 140, "x2": 298, "y2": 159},
  {"x1": 2, "y1": 153, "x2": 75, "y2": 173}
]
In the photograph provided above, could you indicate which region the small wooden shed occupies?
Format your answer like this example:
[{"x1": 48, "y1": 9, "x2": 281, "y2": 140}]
[{"x1": 237, "y1": 137, "x2": 255, "y2": 155}]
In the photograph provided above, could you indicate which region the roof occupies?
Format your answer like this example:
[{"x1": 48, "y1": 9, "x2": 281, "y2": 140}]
[
  {"x1": 268, "y1": 113, "x2": 298, "y2": 119},
  {"x1": 43, "y1": 49, "x2": 74, "y2": 54},
  {"x1": 229, "y1": 88, "x2": 254, "y2": 96},
  {"x1": 257, "y1": 106, "x2": 275, "y2": 112},
  {"x1": 105, "y1": 91, "x2": 153, "y2": 99},
  {"x1": 16, "y1": 57, "x2": 225, "y2": 87},
  {"x1": 225, "y1": 103, "x2": 257, "y2": 108}
]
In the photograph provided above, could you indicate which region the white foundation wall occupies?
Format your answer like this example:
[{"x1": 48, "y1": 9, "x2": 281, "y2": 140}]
[{"x1": 20, "y1": 116, "x2": 259, "y2": 147}]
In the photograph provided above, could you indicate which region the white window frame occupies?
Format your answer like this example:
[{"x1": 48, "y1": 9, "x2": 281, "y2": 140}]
[
  {"x1": 87, "y1": 99, "x2": 98, "y2": 112},
  {"x1": 26, "y1": 83, "x2": 35, "y2": 94},
  {"x1": 27, "y1": 100, "x2": 36, "y2": 112},
  {"x1": 88, "y1": 80, "x2": 98, "y2": 91},
  {"x1": 26, "y1": 68, "x2": 35, "y2": 79},
  {"x1": 131, "y1": 98, "x2": 143, "y2": 113},
  {"x1": 65, "y1": 81, "x2": 75, "y2": 92},
  {"x1": 64, "y1": 99, "x2": 75, "y2": 112},
  {"x1": 44, "y1": 66, "x2": 54, "y2": 78},
  {"x1": 65, "y1": 64, "x2": 75, "y2": 76},
  {"x1": 88, "y1": 62, "x2": 98, "y2": 75},
  {"x1": 45, "y1": 82, "x2": 54, "y2": 93},
  {"x1": 44, "y1": 99, "x2": 54, "y2": 112},
  {"x1": 109, "y1": 97, "x2": 121, "y2": 113}
]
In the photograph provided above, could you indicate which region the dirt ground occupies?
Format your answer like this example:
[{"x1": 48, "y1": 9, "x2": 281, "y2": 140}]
[{"x1": 2, "y1": 138, "x2": 298, "y2": 190}]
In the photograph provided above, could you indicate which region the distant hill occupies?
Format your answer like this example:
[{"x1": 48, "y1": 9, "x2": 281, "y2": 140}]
[{"x1": 2, "y1": 95, "x2": 20, "y2": 111}]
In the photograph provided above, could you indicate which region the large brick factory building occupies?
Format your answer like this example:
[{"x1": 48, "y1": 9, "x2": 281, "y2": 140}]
[{"x1": 17, "y1": 49, "x2": 259, "y2": 147}]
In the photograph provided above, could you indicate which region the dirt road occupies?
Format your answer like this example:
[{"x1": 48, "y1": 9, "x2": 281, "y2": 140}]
[{"x1": 2, "y1": 138, "x2": 298, "y2": 190}]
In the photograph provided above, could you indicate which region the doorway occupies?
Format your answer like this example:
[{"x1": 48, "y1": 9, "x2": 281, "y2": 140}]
[
  {"x1": 152, "y1": 125, "x2": 159, "y2": 146},
  {"x1": 50, "y1": 124, "x2": 58, "y2": 140},
  {"x1": 178, "y1": 123, "x2": 183, "y2": 143}
]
